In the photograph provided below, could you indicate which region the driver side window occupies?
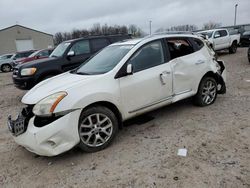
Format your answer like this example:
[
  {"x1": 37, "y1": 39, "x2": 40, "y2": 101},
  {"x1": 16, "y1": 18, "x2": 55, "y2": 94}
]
[
  {"x1": 128, "y1": 40, "x2": 164, "y2": 73},
  {"x1": 70, "y1": 40, "x2": 90, "y2": 55},
  {"x1": 214, "y1": 31, "x2": 221, "y2": 38}
]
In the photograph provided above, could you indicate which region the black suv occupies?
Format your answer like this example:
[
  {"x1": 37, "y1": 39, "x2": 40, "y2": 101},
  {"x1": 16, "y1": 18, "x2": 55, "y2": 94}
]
[{"x1": 13, "y1": 35, "x2": 131, "y2": 89}]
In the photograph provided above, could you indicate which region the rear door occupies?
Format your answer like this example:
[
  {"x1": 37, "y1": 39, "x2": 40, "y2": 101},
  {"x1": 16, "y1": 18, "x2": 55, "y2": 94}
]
[
  {"x1": 62, "y1": 40, "x2": 91, "y2": 71},
  {"x1": 166, "y1": 37, "x2": 207, "y2": 95}
]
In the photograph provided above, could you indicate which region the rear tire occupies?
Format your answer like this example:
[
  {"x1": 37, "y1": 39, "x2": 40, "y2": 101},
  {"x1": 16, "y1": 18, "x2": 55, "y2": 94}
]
[
  {"x1": 1, "y1": 64, "x2": 11, "y2": 72},
  {"x1": 229, "y1": 42, "x2": 237, "y2": 54},
  {"x1": 193, "y1": 77, "x2": 217, "y2": 107},
  {"x1": 78, "y1": 106, "x2": 118, "y2": 153}
]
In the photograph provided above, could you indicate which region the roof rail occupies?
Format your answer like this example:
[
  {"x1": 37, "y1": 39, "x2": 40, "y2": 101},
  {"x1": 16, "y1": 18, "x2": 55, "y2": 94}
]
[{"x1": 153, "y1": 31, "x2": 195, "y2": 35}]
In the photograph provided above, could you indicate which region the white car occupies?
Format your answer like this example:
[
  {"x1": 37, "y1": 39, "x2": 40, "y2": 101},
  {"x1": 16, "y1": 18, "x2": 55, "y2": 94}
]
[
  {"x1": 8, "y1": 34, "x2": 226, "y2": 156},
  {"x1": 197, "y1": 29, "x2": 240, "y2": 53}
]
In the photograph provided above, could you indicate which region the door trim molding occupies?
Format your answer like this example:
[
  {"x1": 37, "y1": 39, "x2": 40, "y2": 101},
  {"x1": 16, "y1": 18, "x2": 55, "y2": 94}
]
[
  {"x1": 128, "y1": 89, "x2": 192, "y2": 114},
  {"x1": 128, "y1": 96, "x2": 172, "y2": 113}
]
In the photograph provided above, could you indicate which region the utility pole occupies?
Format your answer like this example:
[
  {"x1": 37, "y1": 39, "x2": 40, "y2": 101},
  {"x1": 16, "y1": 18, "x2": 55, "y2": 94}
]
[
  {"x1": 234, "y1": 4, "x2": 238, "y2": 26},
  {"x1": 149, "y1": 20, "x2": 152, "y2": 35}
]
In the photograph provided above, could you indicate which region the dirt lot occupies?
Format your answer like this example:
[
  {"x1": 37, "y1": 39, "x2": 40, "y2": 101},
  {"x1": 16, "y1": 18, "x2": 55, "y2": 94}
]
[{"x1": 0, "y1": 48, "x2": 250, "y2": 188}]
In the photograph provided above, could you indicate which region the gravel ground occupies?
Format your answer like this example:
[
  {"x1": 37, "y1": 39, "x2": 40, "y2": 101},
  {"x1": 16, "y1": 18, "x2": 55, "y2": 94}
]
[{"x1": 0, "y1": 48, "x2": 249, "y2": 188}]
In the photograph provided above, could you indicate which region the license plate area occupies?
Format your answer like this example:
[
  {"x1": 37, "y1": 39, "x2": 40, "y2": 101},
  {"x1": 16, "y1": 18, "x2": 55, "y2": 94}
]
[
  {"x1": 7, "y1": 106, "x2": 34, "y2": 137},
  {"x1": 8, "y1": 114, "x2": 26, "y2": 136}
]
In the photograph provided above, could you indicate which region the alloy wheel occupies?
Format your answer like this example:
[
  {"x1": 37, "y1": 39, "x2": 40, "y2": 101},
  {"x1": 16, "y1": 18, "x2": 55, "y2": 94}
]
[
  {"x1": 79, "y1": 113, "x2": 113, "y2": 147},
  {"x1": 201, "y1": 80, "x2": 217, "y2": 105},
  {"x1": 2, "y1": 65, "x2": 11, "y2": 72}
]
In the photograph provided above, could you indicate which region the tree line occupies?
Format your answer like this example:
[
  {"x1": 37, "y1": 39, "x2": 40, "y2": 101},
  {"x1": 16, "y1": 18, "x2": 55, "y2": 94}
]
[
  {"x1": 155, "y1": 21, "x2": 222, "y2": 33},
  {"x1": 53, "y1": 23, "x2": 144, "y2": 45},
  {"x1": 53, "y1": 21, "x2": 222, "y2": 45}
]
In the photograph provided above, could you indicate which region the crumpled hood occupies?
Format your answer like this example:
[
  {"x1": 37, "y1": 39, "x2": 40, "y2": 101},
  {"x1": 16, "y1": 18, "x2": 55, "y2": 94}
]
[{"x1": 22, "y1": 72, "x2": 100, "y2": 104}]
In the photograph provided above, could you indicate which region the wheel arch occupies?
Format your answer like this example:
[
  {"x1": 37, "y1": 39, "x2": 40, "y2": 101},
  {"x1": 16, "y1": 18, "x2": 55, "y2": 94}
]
[
  {"x1": 82, "y1": 101, "x2": 123, "y2": 129},
  {"x1": 197, "y1": 71, "x2": 225, "y2": 94},
  {"x1": 1, "y1": 63, "x2": 12, "y2": 69}
]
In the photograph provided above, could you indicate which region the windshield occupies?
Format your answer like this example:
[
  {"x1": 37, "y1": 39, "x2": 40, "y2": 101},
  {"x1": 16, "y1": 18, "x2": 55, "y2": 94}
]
[
  {"x1": 28, "y1": 51, "x2": 39, "y2": 57},
  {"x1": 76, "y1": 45, "x2": 133, "y2": 75},
  {"x1": 0, "y1": 54, "x2": 11, "y2": 60},
  {"x1": 50, "y1": 42, "x2": 71, "y2": 57},
  {"x1": 199, "y1": 31, "x2": 213, "y2": 38}
]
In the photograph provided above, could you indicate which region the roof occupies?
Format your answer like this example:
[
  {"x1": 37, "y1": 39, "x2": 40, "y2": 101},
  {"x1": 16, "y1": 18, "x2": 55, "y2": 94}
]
[
  {"x1": 112, "y1": 34, "x2": 200, "y2": 46},
  {"x1": 0, "y1": 24, "x2": 53, "y2": 36}
]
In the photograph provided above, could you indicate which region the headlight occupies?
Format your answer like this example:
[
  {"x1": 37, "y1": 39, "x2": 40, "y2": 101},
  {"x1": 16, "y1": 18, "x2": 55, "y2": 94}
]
[
  {"x1": 33, "y1": 92, "x2": 67, "y2": 117},
  {"x1": 21, "y1": 68, "x2": 37, "y2": 76}
]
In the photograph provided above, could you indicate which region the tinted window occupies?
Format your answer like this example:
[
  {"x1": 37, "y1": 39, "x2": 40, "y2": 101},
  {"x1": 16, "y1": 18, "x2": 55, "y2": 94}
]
[
  {"x1": 219, "y1": 30, "x2": 227, "y2": 37},
  {"x1": 15, "y1": 52, "x2": 28, "y2": 58},
  {"x1": 91, "y1": 38, "x2": 109, "y2": 52},
  {"x1": 38, "y1": 50, "x2": 50, "y2": 57},
  {"x1": 128, "y1": 40, "x2": 164, "y2": 73},
  {"x1": 70, "y1": 40, "x2": 90, "y2": 55},
  {"x1": 166, "y1": 38, "x2": 194, "y2": 59},
  {"x1": 193, "y1": 38, "x2": 204, "y2": 50},
  {"x1": 109, "y1": 36, "x2": 128, "y2": 43},
  {"x1": 50, "y1": 42, "x2": 71, "y2": 57}
]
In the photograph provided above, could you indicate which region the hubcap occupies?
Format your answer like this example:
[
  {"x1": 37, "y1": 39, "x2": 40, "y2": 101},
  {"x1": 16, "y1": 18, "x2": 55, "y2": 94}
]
[
  {"x1": 79, "y1": 113, "x2": 113, "y2": 147},
  {"x1": 202, "y1": 80, "x2": 216, "y2": 104},
  {"x1": 3, "y1": 65, "x2": 10, "y2": 72}
]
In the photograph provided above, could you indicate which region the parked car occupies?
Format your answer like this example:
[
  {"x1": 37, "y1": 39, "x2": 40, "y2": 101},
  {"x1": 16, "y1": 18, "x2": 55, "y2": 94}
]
[
  {"x1": 197, "y1": 29, "x2": 240, "y2": 53},
  {"x1": 17, "y1": 49, "x2": 54, "y2": 65},
  {"x1": 0, "y1": 50, "x2": 36, "y2": 72},
  {"x1": 12, "y1": 35, "x2": 131, "y2": 89},
  {"x1": 240, "y1": 31, "x2": 250, "y2": 47},
  {"x1": 0, "y1": 53, "x2": 14, "y2": 61},
  {"x1": 8, "y1": 34, "x2": 226, "y2": 156}
]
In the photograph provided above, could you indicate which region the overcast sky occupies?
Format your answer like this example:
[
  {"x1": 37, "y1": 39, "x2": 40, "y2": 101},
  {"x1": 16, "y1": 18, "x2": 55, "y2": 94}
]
[{"x1": 0, "y1": 0, "x2": 249, "y2": 35}]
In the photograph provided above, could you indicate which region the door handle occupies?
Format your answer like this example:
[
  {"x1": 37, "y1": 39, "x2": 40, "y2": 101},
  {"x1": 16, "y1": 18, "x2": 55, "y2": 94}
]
[
  {"x1": 162, "y1": 71, "x2": 171, "y2": 74},
  {"x1": 160, "y1": 71, "x2": 171, "y2": 85},
  {"x1": 195, "y1": 60, "x2": 205, "y2": 65}
]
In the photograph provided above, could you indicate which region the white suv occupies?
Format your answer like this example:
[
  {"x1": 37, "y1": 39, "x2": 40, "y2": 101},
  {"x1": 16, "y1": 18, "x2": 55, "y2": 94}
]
[{"x1": 8, "y1": 34, "x2": 226, "y2": 156}]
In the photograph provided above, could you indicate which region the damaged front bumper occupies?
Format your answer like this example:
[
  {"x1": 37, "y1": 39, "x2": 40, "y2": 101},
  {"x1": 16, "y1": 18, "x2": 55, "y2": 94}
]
[{"x1": 7, "y1": 107, "x2": 81, "y2": 156}]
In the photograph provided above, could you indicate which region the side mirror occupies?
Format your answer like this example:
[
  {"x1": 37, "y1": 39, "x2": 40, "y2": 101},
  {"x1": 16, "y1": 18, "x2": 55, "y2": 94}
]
[
  {"x1": 36, "y1": 55, "x2": 40, "y2": 59},
  {"x1": 67, "y1": 51, "x2": 75, "y2": 57},
  {"x1": 126, "y1": 64, "x2": 133, "y2": 75}
]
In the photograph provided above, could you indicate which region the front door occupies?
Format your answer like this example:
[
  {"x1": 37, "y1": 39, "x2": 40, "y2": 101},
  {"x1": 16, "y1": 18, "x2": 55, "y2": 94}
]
[
  {"x1": 119, "y1": 40, "x2": 173, "y2": 114},
  {"x1": 62, "y1": 40, "x2": 91, "y2": 71}
]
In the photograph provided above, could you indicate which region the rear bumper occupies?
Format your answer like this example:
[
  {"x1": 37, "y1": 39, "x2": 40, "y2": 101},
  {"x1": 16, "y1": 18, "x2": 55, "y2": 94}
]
[{"x1": 13, "y1": 109, "x2": 81, "y2": 156}]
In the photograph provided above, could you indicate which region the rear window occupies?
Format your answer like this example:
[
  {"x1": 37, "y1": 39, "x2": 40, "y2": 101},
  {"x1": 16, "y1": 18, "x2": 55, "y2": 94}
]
[
  {"x1": 166, "y1": 38, "x2": 194, "y2": 59},
  {"x1": 219, "y1": 30, "x2": 227, "y2": 37},
  {"x1": 193, "y1": 38, "x2": 204, "y2": 50}
]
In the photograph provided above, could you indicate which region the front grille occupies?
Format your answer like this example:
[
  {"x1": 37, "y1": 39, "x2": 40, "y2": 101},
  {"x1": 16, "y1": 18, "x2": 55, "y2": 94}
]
[{"x1": 13, "y1": 68, "x2": 19, "y2": 76}]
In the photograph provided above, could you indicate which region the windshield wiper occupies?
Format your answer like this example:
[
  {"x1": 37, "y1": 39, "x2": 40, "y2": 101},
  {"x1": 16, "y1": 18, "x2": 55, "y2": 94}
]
[
  {"x1": 75, "y1": 71, "x2": 90, "y2": 75},
  {"x1": 51, "y1": 55, "x2": 58, "y2": 58}
]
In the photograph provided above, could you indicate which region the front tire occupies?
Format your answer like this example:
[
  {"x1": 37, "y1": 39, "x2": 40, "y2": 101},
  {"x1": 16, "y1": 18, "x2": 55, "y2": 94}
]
[
  {"x1": 78, "y1": 106, "x2": 118, "y2": 152},
  {"x1": 193, "y1": 77, "x2": 217, "y2": 107},
  {"x1": 1, "y1": 64, "x2": 11, "y2": 72}
]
